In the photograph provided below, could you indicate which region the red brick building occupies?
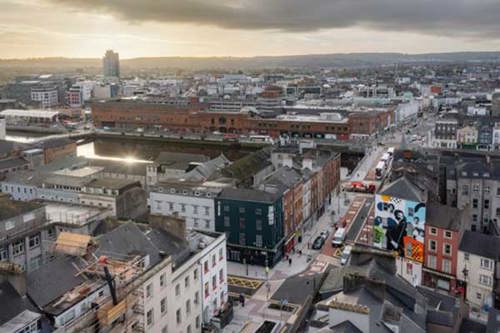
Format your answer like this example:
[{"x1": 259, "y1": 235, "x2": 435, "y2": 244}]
[
  {"x1": 91, "y1": 99, "x2": 393, "y2": 139},
  {"x1": 423, "y1": 201, "x2": 470, "y2": 292}
]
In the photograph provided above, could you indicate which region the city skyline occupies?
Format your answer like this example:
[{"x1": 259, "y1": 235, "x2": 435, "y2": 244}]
[{"x1": 2, "y1": 0, "x2": 500, "y2": 59}]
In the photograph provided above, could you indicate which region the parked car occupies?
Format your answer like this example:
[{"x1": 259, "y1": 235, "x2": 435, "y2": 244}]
[
  {"x1": 312, "y1": 236, "x2": 325, "y2": 250},
  {"x1": 320, "y1": 230, "x2": 330, "y2": 240},
  {"x1": 340, "y1": 245, "x2": 352, "y2": 265}
]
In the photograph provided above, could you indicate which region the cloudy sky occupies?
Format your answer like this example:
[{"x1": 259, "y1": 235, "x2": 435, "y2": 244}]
[{"x1": 2, "y1": 0, "x2": 500, "y2": 59}]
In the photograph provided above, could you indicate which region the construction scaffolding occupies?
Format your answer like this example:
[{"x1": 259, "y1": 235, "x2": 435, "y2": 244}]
[{"x1": 49, "y1": 232, "x2": 172, "y2": 333}]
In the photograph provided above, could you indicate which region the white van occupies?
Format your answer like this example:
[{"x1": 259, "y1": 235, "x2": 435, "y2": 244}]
[{"x1": 332, "y1": 228, "x2": 346, "y2": 247}]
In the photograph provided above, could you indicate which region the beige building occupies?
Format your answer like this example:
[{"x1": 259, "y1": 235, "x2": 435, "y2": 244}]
[{"x1": 457, "y1": 231, "x2": 500, "y2": 313}]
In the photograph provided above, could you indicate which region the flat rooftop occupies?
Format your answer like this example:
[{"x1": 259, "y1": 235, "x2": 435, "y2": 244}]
[
  {"x1": 45, "y1": 203, "x2": 110, "y2": 226},
  {"x1": 52, "y1": 166, "x2": 103, "y2": 178}
]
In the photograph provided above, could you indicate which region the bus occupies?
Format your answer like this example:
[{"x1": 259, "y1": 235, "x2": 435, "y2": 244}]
[
  {"x1": 248, "y1": 135, "x2": 274, "y2": 144},
  {"x1": 380, "y1": 153, "x2": 391, "y2": 165},
  {"x1": 375, "y1": 161, "x2": 386, "y2": 180}
]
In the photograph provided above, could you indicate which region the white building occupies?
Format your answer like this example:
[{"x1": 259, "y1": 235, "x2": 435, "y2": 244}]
[
  {"x1": 31, "y1": 86, "x2": 59, "y2": 108},
  {"x1": 149, "y1": 182, "x2": 223, "y2": 232},
  {"x1": 457, "y1": 231, "x2": 500, "y2": 313}
]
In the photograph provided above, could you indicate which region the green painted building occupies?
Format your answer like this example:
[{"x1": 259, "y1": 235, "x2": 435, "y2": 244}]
[{"x1": 215, "y1": 187, "x2": 284, "y2": 267}]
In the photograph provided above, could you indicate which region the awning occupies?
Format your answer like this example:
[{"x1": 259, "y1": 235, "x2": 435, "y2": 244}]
[{"x1": 422, "y1": 266, "x2": 455, "y2": 280}]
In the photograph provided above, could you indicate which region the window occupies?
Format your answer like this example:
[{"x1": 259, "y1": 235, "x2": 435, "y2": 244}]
[
  {"x1": 193, "y1": 205, "x2": 198, "y2": 214},
  {"x1": 476, "y1": 292, "x2": 482, "y2": 300},
  {"x1": 473, "y1": 214, "x2": 478, "y2": 222},
  {"x1": 28, "y1": 234, "x2": 40, "y2": 249},
  {"x1": 461, "y1": 185, "x2": 469, "y2": 195},
  {"x1": 464, "y1": 253, "x2": 470, "y2": 261},
  {"x1": 160, "y1": 273, "x2": 166, "y2": 288},
  {"x1": 497, "y1": 187, "x2": 500, "y2": 196},
  {"x1": 176, "y1": 309, "x2": 182, "y2": 324},
  {"x1": 256, "y1": 234, "x2": 263, "y2": 247},
  {"x1": 484, "y1": 200, "x2": 490, "y2": 209},
  {"x1": 479, "y1": 275, "x2": 492, "y2": 286},
  {"x1": 204, "y1": 282, "x2": 209, "y2": 298},
  {"x1": 147, "y1": 309, "x2": 154, "y2": 326},
  {"x1": 212, "y1": 254, "x2": 216, "y2": 267},
  {"x1": 187, "y1": 325, "x2": 192, "y2": 333},
  {"x1": 186, "y1": 300, "x2": 191, "y2": 314},
  {"x1": 428, "y1": 240, "x2": 436, "y2": 252},
  {"x1": 162, "y1": 326, "x2": 168, "y2": 333},
  {"x1": 193, "y1": 218, "x2": 199, "y2": 228},
  {"x1": 239, "y1": 207, "x2": 246, "y2": 214},
  {"x1": 223, "y1": 216, "x2": 230, "y2": 227},
  {"x1": 0, "y1": 248, "x2": 8, "y2": 261},
  {"x1": 429, "y1": 227, "x2": 437, "y2": 236},
  {"x1": 481, "y1": 258, "x2": 492, "y2": 270},
  {"x1": 256, "y1": 208, "x2": 262, "y2": 215},
  {"x1": 204, "y1": 261, "x2": 209, "y2": 273},
  {"x1": 185, "y1": 276, "x2": 190, "y2": 288},
  {"x1": 497, "y1": 208, "x2": 500, "y2": 217},
  {"x1": 485, "y1": 186, "x2": 490, "y2": 193},
  {"x1": 181, "y1": 204, "x2": 186, "y2": 212},
  {"x1": 219, "y1": 248, "x2": 224, "y2": 260},
  {"x1": 205, "y1": 220, "x2": 210, "y2": 229},
  {"x1": 239, "y1": 217, "x2": 245, "y2": 229},
  {"x1": 473, "y1": 199, "x2": 478, "y2": 208},
  {"x1": 256, "y1": 219, "x2": 262, "y2": 231},
  {"x1": 175, "y1": 284, "x2": 180, "y2": 296},
  {"x1": 212, "y1": 275, "x2": 217, "y2": 290},
  {"x1": 205, "y1": 206, "x2": 210, "y2": 216},
  {"x1": 196, "y1": 316, "x2": 200, "y2": 329},
  {"x1": 146, "y1": 283, "x2": 153, "y2": 298},
  {"x1": 444, "y1": 231, "x2": 452, "y2": 239},
  {"x1": 239, "y1": 233, "x2": 246, "y2": 246},
  {"x1": 427, "y1": 255, "x2": 437, "y2": 269},
  {"x1": 13, "y1": 240, "x2": 24, "y2": 256},
  {"x1": 161, "y1": 297, "x2": 167, "y2": 316},
  {"x1": 193, "y1": 269, "x2": 198, "y2": 280},
  {"x1": 219, "y1": 268, "x2": 224, "y2": 283},
  {"x1": 223, "y1": 205, "x2": 230, "y2": 212},
  {"x1": 443, "y1": 244, "x2": 452, "y2": 256},
  {"x1": 442, "y1": 259, "x2": 451, "y2": 273},
  {"x1": 194, "y1": 291, "x2": 200, "y2": 305}
]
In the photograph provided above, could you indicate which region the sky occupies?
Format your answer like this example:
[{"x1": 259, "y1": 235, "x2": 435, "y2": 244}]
[{"x1": 2, "y1": 0, "x2": 500, "y2": 59}]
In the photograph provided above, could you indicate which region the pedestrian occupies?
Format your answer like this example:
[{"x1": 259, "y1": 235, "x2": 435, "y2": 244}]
[
  {"x1": 299, "y1": 250, "x2": 302, "y2": 256},
  {"x1": 289, "y1": 258, "x2": 292, "y2": 266}
]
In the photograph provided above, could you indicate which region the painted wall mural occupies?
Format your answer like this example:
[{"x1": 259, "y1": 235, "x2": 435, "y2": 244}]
[{"x1": 373, "y1": 194, "x2": 426, "y2": 262}]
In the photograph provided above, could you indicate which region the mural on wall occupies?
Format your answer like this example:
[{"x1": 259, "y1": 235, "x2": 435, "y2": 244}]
[{"x1": 373, "y1": 194, "x2": 426, "y2": 262}]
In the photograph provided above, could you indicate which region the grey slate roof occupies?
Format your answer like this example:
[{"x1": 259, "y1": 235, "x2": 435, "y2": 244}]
[
  {"x1": 218, "y1": 187, "x2": 281, "y2": 203},
  {"x1": 330, "y1": 321, "x2": 364, "y2": 333},
  {"x1": 426, "y1": 201, "x2": 464, "y2": 231},
  {"x1": 0, "y1": 281, "x2": 39, "y2": 326},
  {"x1": 26, "y1": 256, "x2": 86, "y2": 310},
  {"x1": 145, "y1": 228, "x2": 191, "y2": 268},
  {"x1": 156, "y1": 152, "x2": 209, "y2": 170},
  {"x1": 379, "y1": 176, "x2": 427, "y2": 203},
  {"x1": 459, "y1": 231, "x2": 500, "y2": 260},
  {"x1": 96, "y1": 222, "x2": 162, "y2": 266}
]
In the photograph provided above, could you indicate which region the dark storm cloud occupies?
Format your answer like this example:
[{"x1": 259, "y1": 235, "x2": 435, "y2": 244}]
[{"x1": 49, "y1": 0, "x2": 500, "y2": 37}]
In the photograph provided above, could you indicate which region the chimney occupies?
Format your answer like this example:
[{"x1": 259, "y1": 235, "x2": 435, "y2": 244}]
[
  {"x1": 0, "y1": 263, "x2": 26, "y2": 296},
  {"x1": 149, "y1": 213, "x2": 187, "y2": 240}
]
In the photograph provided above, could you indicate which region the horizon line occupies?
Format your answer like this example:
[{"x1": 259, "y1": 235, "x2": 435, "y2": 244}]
[{"x1": 2, "y1": 49, "x2": 500, "y2": 61}]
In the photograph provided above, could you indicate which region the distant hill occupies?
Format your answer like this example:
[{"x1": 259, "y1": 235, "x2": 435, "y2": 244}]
[{"x1": 1, "y1": 52, "x2": 500, "y2": 71}]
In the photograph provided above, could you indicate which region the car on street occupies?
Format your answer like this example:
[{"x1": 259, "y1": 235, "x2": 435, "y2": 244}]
[
  {"x1": 312, "y1": 236, "x2": 325, "y2": 250},
  {"x1": 320, "y1": 230, "x2": 330, "y2": 240},
  {"x1": 340, "y1": 245, "x2": 352, "y2": 265}
]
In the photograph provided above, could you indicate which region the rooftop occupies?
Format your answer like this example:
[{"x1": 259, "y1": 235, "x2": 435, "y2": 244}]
[
  {"x1": 459, "y1": 231, "x2": 500, "y2": 260},
  {"x1": 426, "y1": 201, "x2": 465, "y2": 231},
  {"x1": 0, "y1": 194, "x2": 43, "y2": 221},
  {"x1": 0, "y1": 109, "x2": 60, "y2": 118},
  {"x1": 379, "y1": 176, "x2": 427, "y2": 203},
  {"x1": 218, "y1": 187, "x2": 281, "y2": 203}
]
